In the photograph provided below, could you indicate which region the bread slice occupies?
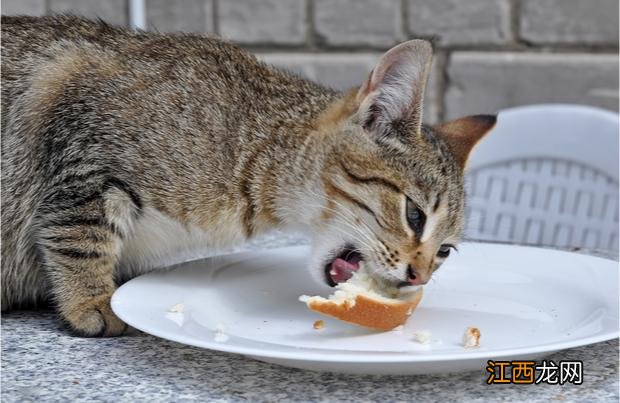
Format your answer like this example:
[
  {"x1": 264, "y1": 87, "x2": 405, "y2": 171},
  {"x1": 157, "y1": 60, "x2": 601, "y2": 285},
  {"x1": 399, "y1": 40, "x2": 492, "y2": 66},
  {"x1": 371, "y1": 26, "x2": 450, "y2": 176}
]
[{"x1": 299, "y1": 263, "x2": 423, "y2": 331}]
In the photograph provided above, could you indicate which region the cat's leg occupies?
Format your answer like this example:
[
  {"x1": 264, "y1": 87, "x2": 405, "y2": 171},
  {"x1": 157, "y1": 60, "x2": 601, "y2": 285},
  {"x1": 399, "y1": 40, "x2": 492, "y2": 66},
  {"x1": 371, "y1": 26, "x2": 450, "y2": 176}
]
[{"x1": 36, "y1": 178, "x2": 141, "y2": 336}]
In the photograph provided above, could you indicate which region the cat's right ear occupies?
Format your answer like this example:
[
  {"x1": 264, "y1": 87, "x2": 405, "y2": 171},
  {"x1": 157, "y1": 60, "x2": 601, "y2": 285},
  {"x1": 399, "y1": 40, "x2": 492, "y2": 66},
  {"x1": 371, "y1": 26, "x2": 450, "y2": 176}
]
[
  {"x1": 355, "y1": 40, "x2": 433, "y2": 142},
  {"x1": 435, "y1": 115, "x2": 497, "y2": 170}
]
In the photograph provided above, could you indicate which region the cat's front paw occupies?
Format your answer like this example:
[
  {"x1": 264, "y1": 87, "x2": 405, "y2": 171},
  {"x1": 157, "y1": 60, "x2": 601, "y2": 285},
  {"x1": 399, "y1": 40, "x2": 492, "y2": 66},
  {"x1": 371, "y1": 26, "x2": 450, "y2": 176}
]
[{"x1": 60, "y1": 293, "x2": 127, "y2": 337}]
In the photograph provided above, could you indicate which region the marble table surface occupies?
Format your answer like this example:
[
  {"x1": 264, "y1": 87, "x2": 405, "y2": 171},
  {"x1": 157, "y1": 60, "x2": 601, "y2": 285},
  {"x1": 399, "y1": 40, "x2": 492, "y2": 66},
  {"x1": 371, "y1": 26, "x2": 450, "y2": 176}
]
[{"x1": 2, "y1": 236, "x2": 619, "y2": 402}]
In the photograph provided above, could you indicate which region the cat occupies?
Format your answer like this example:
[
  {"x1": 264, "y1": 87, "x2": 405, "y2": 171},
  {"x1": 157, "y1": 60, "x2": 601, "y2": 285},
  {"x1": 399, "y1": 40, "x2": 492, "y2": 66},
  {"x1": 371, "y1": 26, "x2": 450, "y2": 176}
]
[{"x1": 1, "y1": 15, "x2": 495, "y2": 337}]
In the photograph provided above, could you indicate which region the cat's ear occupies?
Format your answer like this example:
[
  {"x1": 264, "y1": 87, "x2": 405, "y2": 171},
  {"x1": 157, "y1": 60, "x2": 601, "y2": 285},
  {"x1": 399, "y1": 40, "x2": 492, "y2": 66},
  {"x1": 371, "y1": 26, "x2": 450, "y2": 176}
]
[
  {"x1": 356, "y1": 39, "x2": 433, "y2": 141},
  {"x1": 434, "y1": 115, "x2": 497, "y2": 169}
]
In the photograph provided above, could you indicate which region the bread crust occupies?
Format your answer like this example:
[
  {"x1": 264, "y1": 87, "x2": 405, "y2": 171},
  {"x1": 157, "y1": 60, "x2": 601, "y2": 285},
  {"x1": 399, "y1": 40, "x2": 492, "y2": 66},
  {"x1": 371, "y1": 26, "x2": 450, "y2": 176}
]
[{"x1": 305, "y1": 289, "x2": 423, "y2": 331}]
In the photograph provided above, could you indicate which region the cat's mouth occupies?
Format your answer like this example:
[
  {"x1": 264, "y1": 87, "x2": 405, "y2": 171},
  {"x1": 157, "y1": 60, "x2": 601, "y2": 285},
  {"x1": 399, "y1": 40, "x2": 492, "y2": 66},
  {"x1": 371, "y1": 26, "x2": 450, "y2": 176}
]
[{"x1": 324, "y1": 245, "x2": 363, "y2": 287}]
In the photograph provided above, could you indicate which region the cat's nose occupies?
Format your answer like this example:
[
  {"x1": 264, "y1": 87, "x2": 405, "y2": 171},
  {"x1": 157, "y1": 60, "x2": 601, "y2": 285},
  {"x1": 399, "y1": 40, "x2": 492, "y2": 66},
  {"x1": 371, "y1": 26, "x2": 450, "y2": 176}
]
[{"x1": 407, "y1": 264, "x2": 429, "y2": 285}]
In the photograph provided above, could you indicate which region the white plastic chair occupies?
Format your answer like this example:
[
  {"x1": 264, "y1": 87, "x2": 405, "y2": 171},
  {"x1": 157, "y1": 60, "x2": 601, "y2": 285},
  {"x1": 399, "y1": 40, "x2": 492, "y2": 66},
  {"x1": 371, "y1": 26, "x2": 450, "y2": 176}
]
[{"x1": 465, "y1": 104, "x2": 619, "y2": 253}]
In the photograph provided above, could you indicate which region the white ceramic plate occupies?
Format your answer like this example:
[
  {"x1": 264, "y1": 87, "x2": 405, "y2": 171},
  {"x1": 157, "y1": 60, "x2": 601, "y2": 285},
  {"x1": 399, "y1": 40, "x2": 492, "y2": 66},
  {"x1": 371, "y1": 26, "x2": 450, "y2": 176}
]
[{"x1": 111, "y1": 243, "x2": 619, "y2": 375}]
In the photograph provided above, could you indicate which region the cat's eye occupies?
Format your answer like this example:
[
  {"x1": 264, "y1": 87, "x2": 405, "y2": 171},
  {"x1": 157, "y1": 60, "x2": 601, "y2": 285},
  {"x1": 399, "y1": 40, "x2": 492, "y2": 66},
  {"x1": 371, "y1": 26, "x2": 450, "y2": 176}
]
[
  {"x1": 406, "y1": 197, "x2": 426, "y2": 235},
  {"x1": 437, "y1": 244, "x2": 455, "y2": 258}
]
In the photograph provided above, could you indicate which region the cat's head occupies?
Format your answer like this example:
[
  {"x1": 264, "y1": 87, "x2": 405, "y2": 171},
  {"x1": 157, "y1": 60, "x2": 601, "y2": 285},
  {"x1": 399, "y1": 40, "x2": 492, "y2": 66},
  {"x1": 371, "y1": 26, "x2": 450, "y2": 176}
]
[{"x1": 308, "y1": 40, "x2": 496, "y2": 289}]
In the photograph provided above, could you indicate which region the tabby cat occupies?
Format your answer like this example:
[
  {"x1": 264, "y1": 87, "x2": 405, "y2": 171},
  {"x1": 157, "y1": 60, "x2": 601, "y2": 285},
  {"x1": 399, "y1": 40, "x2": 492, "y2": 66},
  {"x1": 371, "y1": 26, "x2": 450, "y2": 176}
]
[{"x1": 1, "y1": 16, "x2": 495, "y2": 336}]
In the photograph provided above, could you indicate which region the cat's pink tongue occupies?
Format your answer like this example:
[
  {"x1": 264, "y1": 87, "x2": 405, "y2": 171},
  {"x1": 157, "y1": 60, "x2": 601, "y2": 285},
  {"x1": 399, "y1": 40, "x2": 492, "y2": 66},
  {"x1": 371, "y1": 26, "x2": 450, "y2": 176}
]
[{"x1": 329, "y1": 258, "x2": 360, "y2": 283}]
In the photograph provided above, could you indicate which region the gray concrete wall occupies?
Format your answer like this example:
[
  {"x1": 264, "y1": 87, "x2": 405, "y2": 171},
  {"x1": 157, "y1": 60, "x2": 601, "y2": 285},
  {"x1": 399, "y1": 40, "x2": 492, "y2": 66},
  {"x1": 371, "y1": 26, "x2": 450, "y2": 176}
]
[{"x1": 3, "y1": 0, "x2": 618, "y2": 123}]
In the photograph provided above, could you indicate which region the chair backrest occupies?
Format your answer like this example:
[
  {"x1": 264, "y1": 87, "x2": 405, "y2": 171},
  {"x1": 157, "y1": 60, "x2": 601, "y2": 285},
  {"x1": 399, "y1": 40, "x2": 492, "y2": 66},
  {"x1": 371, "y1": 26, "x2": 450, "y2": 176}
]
[{"x1": 465, "y1": 104, "x2": 619, "y2": 252}]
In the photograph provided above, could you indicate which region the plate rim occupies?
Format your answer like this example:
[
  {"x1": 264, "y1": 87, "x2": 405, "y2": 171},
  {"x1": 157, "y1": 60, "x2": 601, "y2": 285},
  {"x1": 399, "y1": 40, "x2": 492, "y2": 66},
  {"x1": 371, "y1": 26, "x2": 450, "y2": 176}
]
[{"x1": 112, "y1": 242, "x2": 620, "y2": 364}]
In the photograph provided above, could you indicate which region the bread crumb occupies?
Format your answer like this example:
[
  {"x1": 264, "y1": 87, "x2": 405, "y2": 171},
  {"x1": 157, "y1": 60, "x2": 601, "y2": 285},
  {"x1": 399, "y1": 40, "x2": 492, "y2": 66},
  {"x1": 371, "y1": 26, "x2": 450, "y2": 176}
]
[
  {"x1": 214, "y1": 332, "x2": 229, "y2": 343},
  {"x1": 167, "y1": 303, "x2": 185, "y2": 313},
  {"x1": 313, "y1": 320, "x2": 324, "y2": 330},
  {"x1": 214, "y1": 323, "x2": 229, "y2": 343},
  {"x1": 463, "y1": 326, "x2": 480, "y2": 348},
  {"x1": 413, "y1": 330, "x2": 432, "y2": 344}
]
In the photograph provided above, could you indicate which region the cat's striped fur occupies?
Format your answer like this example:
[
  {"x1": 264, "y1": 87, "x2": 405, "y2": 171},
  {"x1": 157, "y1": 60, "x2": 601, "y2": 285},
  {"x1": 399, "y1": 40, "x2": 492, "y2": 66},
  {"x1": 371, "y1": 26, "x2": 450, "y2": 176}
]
[{"x1": 1, "y1": 16, "x2": 495, "y2": 336}]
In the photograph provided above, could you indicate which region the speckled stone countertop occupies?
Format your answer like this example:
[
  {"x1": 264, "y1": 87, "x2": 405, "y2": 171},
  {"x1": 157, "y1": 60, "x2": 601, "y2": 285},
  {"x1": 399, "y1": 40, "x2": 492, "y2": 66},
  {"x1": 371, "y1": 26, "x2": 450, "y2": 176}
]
[{"x1": 2, "y1": 236, "x2": 619, "y2": 402}]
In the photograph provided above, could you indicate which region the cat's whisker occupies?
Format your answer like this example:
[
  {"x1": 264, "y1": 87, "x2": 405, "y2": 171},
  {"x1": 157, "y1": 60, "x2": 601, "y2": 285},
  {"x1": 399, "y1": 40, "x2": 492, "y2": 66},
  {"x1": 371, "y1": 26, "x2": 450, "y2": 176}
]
[
  {"x1": 318, "y1": 194, "x2": 387, "y2": 252},
  {"x1": 301, "y1": 194, "x2": 379, "y2": 252},
  {"x1": 302, "y1": 191, "x2": 387, "y2": 257},
  {"x1": 300, "y1": 201, "x2": 378, "y2": 255},
  {"x1": 311, "y1": 189, "x2": 386, "y2": 250},
  {"x1": 304, "y1": 187, "x2": 379, "y2": 237}
]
